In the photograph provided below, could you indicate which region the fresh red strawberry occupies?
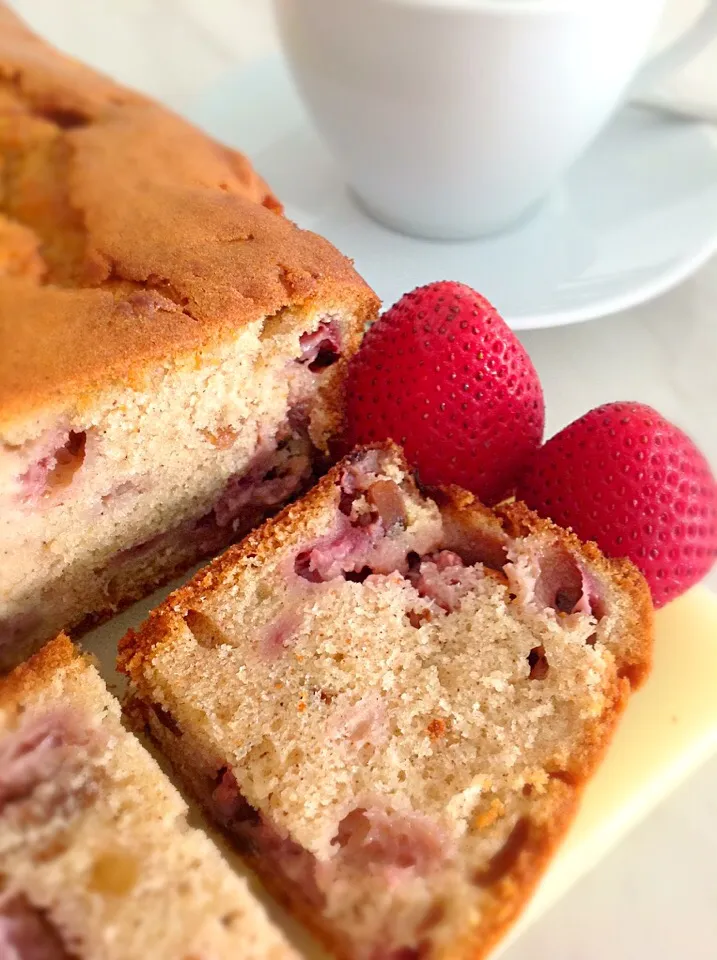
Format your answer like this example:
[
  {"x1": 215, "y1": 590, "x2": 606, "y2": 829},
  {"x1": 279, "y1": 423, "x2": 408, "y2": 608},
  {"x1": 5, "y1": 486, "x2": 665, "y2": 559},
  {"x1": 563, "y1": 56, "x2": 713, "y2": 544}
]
[
  {"x1": 516, "y1": 402, "x2": 717, "y2": 607},
  {"x1": 344, "y1": 282, "x2": 544, "y2": 504}
]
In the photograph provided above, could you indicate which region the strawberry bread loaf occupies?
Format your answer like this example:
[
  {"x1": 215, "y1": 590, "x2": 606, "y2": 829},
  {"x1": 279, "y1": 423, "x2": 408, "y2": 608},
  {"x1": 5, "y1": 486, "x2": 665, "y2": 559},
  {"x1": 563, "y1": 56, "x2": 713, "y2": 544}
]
[
  {"x1": 0, "y1": 4, "x2": 378, "y2": 668},
  {"x1": 0, "y1": 633, "x2": 298, "y2": 960},
  {"x1": 120, "y1": 443, "x2": 653, "y2": 960}
]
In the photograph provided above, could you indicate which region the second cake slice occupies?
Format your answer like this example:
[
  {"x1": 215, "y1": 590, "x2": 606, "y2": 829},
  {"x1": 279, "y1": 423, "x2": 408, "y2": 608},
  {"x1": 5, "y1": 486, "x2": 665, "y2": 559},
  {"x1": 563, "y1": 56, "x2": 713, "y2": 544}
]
[{"x1": 119, "y1": 443, "x2": 653, "y2": 960}]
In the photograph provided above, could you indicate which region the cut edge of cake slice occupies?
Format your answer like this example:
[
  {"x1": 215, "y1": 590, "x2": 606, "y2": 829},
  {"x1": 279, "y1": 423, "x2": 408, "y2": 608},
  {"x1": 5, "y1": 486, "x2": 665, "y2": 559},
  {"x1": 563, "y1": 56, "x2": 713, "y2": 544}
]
[
  {"x1": 119, "y1": 442, "x2": 653, "y2": 960},
  {"x1": 0, "y1": 632, "x2": 298, "y2": 960}
]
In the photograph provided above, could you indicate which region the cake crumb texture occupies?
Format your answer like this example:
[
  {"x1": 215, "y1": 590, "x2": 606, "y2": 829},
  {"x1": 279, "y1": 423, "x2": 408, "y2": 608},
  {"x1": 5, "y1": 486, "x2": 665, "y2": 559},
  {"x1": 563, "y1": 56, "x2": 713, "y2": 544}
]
[{"x1": 120, "y1": 443, "x2": 653, "y2": 960}]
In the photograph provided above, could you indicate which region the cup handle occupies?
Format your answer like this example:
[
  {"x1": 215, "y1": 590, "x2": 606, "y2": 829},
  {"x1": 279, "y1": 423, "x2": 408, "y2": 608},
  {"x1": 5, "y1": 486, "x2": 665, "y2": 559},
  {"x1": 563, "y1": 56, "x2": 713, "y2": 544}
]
[{"x1": 631, "y1": 0, "x2": 717, "y2": 94}]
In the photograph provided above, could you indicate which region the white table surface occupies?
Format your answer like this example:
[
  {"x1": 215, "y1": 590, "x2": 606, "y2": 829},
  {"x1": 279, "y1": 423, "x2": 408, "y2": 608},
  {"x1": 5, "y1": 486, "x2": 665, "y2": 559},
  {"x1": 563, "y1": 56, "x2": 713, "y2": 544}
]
[{"x1": 8, "y1": 1, "x2": 717, "y2": 957}]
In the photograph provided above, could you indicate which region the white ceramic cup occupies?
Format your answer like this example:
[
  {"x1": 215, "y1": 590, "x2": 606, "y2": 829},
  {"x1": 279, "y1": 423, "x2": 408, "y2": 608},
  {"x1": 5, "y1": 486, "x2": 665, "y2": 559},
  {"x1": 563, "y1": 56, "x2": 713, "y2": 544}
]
[{"x1": 274, "y1": 0, "x2": 717, "y2": 239}]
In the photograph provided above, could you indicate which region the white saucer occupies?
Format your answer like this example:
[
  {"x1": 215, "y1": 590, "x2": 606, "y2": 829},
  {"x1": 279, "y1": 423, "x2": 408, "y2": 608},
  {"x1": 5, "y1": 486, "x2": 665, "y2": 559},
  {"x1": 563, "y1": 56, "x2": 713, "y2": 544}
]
[{"x1": 191, "y1": 58, "x2": 717, "y2": 331}]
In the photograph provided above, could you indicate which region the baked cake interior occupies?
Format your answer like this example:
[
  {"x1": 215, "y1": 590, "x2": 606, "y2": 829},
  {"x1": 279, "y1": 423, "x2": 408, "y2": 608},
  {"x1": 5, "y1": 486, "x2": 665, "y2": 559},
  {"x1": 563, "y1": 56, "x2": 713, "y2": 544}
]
[
  {"x1": 121, "y1": 445, "x2": 650, "y2": 960},
  {"x1": 0, "y1": 304, "x2": 350, "y2": 669}
]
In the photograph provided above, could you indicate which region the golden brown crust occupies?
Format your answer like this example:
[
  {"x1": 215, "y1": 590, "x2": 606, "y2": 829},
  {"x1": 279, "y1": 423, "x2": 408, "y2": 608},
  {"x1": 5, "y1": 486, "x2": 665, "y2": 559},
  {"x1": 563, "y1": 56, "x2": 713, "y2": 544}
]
[
  {"x1": 0, "y1": 631, "x2": 79, "y2": 709},
  {"x1": 0, "y1": 4, "x2": 378, "y2": 434},
  {"x1": 0, "y1": 3, "x2": 278, "y2": 210}
]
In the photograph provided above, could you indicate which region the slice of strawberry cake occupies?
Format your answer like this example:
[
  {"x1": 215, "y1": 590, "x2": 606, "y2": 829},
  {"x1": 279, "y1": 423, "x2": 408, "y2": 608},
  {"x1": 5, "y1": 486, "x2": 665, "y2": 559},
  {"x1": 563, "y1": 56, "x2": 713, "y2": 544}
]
[
  {"x1": 0, "y1": 633, "x2": 298, "y2": 960},
  {"x1": 119, "y1": 443, "x2": 653, "y2": 960}
]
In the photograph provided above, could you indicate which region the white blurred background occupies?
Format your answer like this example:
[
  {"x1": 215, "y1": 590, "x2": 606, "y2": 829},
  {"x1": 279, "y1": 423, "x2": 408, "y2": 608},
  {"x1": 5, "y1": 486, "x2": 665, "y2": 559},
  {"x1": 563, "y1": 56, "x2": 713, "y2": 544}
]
[{"x1": 9, "y1": 0, "x2": 717, "y2": 116}]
